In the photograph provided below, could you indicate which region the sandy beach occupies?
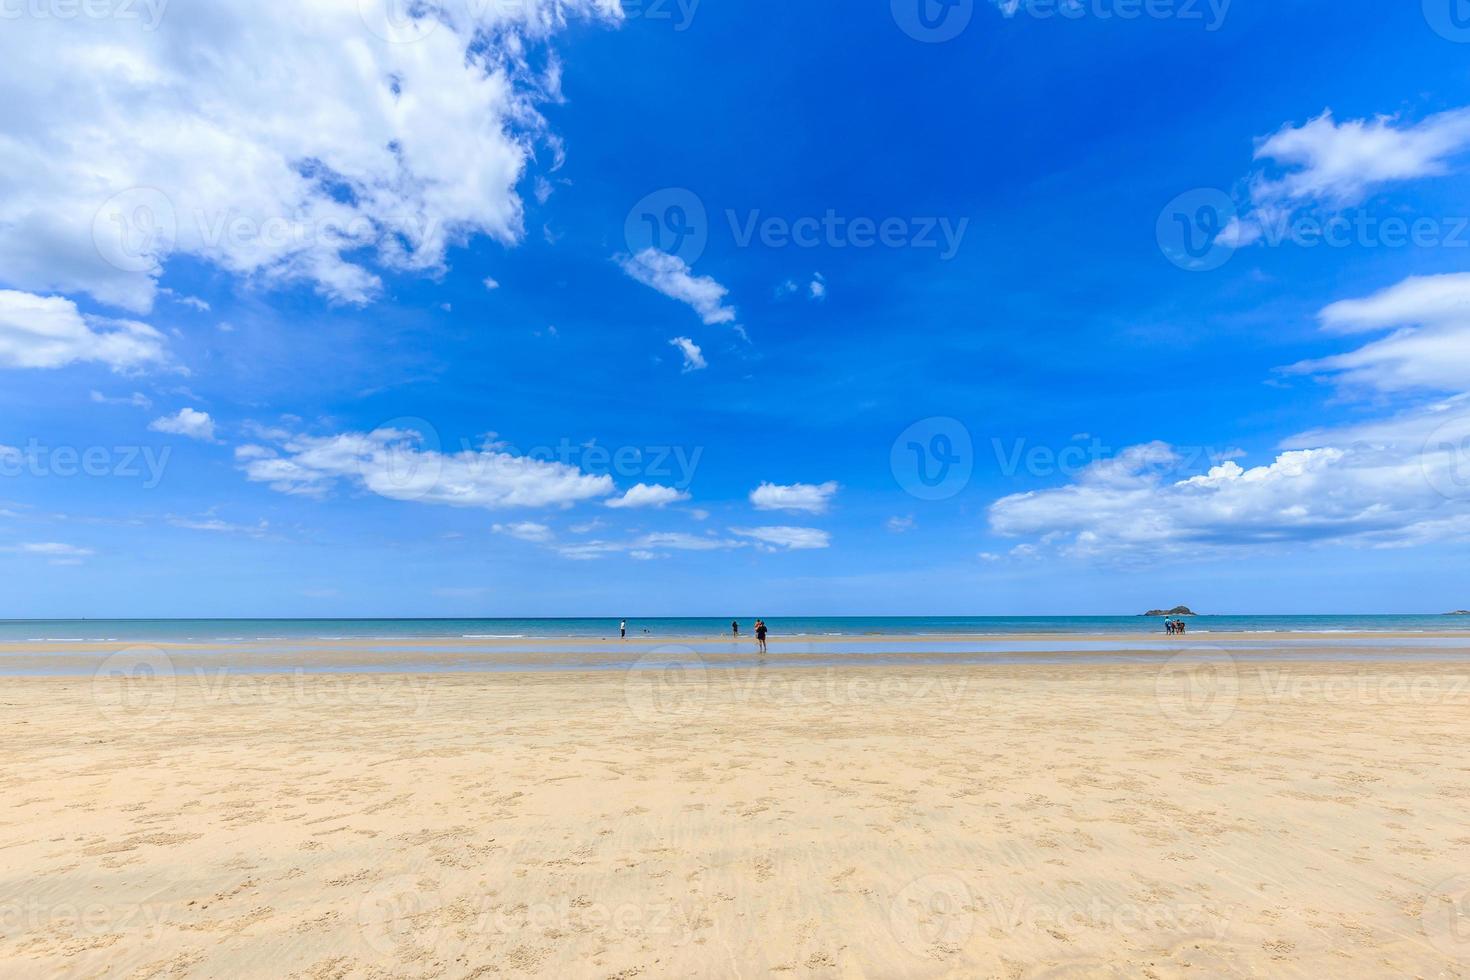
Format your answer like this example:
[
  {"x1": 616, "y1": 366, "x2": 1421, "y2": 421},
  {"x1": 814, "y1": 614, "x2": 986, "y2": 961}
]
[{"x1": 4, "y1": 644, "x2": 1470, "y2": 977}]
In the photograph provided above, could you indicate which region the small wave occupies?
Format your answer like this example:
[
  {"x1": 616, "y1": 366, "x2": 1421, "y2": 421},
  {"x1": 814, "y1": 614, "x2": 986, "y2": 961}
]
[{"x1": 462, "y1": 634, "x2": 527, "y2": 638}]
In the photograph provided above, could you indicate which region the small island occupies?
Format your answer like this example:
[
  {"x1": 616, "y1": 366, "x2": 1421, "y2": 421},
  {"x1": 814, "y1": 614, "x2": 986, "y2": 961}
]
[
  {"x1": 1446, "y1": 610, "x2": 1470, "y2": 616},
  {"x1": 1143, "y1": 605, "x2": 1197, "y2": 617}
]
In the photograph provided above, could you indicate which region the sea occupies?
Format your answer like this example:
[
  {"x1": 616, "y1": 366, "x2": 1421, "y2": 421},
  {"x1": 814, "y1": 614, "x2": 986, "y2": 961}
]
[{"x1": 3, "y1": 614, "x2": 1468, "y2": 643}]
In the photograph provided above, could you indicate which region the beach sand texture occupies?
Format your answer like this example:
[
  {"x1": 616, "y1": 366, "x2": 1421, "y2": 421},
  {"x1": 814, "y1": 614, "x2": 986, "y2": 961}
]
[{"x1": 4, "y1": 654, "x2": 1470, "y2": 977}]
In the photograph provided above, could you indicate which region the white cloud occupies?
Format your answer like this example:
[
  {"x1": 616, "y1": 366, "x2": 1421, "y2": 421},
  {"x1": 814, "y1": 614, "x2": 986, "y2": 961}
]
[
  {"x1": 605, "y1": 483, "x2": 692, "y2": 509},
  {"x1": 988, "y1": 406, "x2": 1470, "y2": 558},
  {"x1": 749, "y1": 480, "x2": 838, "y2": 514},
  {"x1": 730, "y1": 526, "x2": 831, "y2": 550},
  {"x1": 668, "y1": 336, "x2": 707, "y2": 373},
  {"x1": 988, "y1": 271, "x2": 1470, "y2": 559},
  {"x1": 0, "y1": 1, "x2": 621, "y2": 312},
  {"x1": 639, "y1": 531, "x2": 736, "y2": 551},
  {"x1": 3, "y1": 542, "x2": 95, "y2": 565},
  {"x1": 1289, "y1": 273, "x2": 1470, "y2": 393},
  {"x1": 886, "y1": 515, "x2": 915, "y2": 533},
  {"x1": 169, "y1": 515, "x2": 269, "y2": 536},
  {"x1": 11, "y1": 542, "x2": 93, "y2": 556},
  {"x1": 483, "y1": 277, "x2": 501, "y2": 291},
  {"x1": 150, "y1": 407, "x2": 217, "y2": 441},
  {"x1": 556, "y1": 530, "x2": 745, "y2": 561},
  {"x1": 776, "y1": 273, "x2": 825, "y2": 301},
  {"x1": 621, "y1": 249, "x2": 736, "y2": 325},
  {"x1": 1221, "y1": 107, "x2": 1470, "y2": 253},
  {"x1": 236, "y1": 426, "x2": 614, "y2": 508},
  {"x1": 1252, "y1": 107, "x2": 1470, "y2": 206},
  {"x1": 160, "y1": 289, "x2": 210, "y2": 312},
  {"x1": 0, "y1": 290, "x2": 169, "y2": 371},
  {"x1": 492, "y1": 521, "x2": 554, "y2": 543},
  {"x1": 91, "y1": 390, "x2": 153, "y2": 409}
]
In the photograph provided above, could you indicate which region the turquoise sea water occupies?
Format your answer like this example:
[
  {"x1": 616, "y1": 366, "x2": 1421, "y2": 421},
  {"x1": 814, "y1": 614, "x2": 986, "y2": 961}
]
[{"x1": 3, "y1": 615, "x2": 1469, "y2": 643}]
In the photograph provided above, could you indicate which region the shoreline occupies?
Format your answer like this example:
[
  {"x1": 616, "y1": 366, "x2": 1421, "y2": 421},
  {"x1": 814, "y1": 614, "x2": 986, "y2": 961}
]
[
  {"x1": 8, "y1": 627, "x2": 1470, "y2": 649},
  {"x1": 2, "y1": 630, "x2": 1467, "y2": 678}
]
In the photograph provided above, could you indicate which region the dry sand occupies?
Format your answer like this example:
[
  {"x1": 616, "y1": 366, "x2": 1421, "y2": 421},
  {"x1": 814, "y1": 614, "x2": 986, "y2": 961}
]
[{"x1": 4, "y1": 649, "x2": 1470, "y2": 977}]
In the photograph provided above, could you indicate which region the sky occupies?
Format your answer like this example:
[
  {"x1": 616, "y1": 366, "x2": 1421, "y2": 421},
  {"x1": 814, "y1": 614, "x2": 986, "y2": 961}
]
[{"x1": 2, "y1": 0, "x2": 1470, "y2": 617}]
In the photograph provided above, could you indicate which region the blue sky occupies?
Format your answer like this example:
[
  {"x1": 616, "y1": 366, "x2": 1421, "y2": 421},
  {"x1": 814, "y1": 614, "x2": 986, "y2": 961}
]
[{"x1": 3, "y1": 0, "x2": 1470, "y2": 616}]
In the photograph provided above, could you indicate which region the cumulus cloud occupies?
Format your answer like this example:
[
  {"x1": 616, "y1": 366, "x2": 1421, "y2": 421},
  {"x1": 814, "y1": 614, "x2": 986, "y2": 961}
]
[
  {"x1": 605, "y1": 483, "x2": 692, "y2": 509},
  {"x1": 989, "y1": 271, "x2": 1470, "y2": 559},
  {"x1": 668, "y1": 336, "x2": 707, "y2": 373},
  {"x1": 620, "y1": 249, "x2": 736, "y2": 325},
  {"x1": 150, "y1": 408, "x2": 217, "y2": 441},
  {"x1": 988, "y1": 409, "x2": 1470, "y2": 558},
  {"x1": 0, "y1": 290, "x2": 169, "y2": 371},
  {"x1": 236, "y1": 425, "x2": 614, "y2": 508},
  {"x1": 749, "y1": 481, "x2": 838, "y2": 514},
  {"x1": 0, "y1": 1, "x2": 621, "y2": 312},
  {"x1": 730, "y1": 526, "x2": 831, "y2": 550}
]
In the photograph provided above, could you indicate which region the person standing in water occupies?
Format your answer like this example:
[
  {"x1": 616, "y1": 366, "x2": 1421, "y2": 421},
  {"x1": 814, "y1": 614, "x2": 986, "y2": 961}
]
[
  {"x1": 620, "y1": 619, "x2": 627, "y2": 639},
  {"x1": 755, "y1": 619, "x2": 768, "y2": 654},
  {"x1": 731, "y1": 620, "x2": 740, "y2": 638}
]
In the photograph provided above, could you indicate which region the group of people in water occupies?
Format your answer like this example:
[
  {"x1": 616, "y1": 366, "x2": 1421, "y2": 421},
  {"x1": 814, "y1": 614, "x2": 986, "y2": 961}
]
[
  {"x1": 618, "y1": 619, "x2": 771, "y2": 652},
  {"x1": 731, "y1": 619, "x2": 769, "y2": 652},
  {"x1": 1163, "y1": 617, "x2": 1189, "y2": 635}
]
